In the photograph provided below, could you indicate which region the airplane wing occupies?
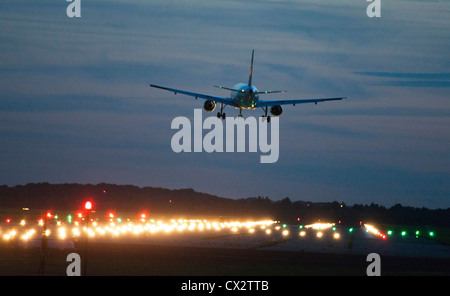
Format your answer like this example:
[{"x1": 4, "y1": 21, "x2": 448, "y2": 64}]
[
  {"x1": 150, "y1": 84, "x2": 234, "y2": 106},
  {"x1": 257, "y1": 96, "x2": 346, "y2": 107}
]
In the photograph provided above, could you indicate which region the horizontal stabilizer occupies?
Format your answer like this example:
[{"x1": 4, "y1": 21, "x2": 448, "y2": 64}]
[
  {"x1": 214, "y1": 85, "x2": 240, "y2": 92},
  {"x1": 256, "y1": 90, "x2": 287, "y2": 95}
]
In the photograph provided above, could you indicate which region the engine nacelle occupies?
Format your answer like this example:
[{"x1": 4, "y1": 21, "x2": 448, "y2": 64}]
[
  {"x1": 270, "y1": 105, "x2": 283, "y2": 117},
  {"x1": 203, "y1": 100, "x2": 216, "y2": 112}
]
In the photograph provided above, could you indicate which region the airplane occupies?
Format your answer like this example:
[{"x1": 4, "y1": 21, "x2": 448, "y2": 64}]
[{"x1": 150, "y1": 50, "x2": 346, "y2": 122}]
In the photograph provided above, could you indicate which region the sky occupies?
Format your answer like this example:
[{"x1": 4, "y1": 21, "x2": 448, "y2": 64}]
[{"x1": 0, "y1": 0, "x2": 449, "y2": 209}]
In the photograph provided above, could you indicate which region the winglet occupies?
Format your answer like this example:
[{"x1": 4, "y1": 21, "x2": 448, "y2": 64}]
[{"x1": 248, "y1": 50, "x2": 254, "y2": 87}]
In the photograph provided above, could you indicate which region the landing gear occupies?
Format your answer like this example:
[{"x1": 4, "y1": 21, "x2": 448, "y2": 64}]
[
  {"x1": 217, "y1": 103, "x2": 226, "y2": 120},
  {"x1": 261, "y1": 106, "x2": 271, "y2": 123}
]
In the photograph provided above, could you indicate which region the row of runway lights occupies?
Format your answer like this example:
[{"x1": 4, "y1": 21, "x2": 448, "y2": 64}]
[
  {"x1": 1, "y1": 218, "x2": 434, "y2": 242},
  {"x1": 1, "y1": 219, "x2": 350, "y2": 242}
]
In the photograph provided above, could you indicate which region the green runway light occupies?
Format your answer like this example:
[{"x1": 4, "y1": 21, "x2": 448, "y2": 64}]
[
  {"x1": 387, "y1": 230, "x2": 393, "y2": 236},
  {"x1": 429, "y1": 231, "x2": 434, "y2": 237},
  {"x1": 349, "y1": 228, "x2": 353, "y2": 233},
  {"x1": 401, "y1": 231, "x2": 407, "y2": 237}
]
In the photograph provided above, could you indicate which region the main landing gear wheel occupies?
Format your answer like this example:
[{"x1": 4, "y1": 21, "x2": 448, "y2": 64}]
[
  {"x1": 261, "y1": 106, "x2": 271, "y2": 123},
  {"x1": 261, "y1": 115, "x2": 271, "y2": 123},
  {"x1": 217, "y1": 112, "x2": 226, "y2": 120}
]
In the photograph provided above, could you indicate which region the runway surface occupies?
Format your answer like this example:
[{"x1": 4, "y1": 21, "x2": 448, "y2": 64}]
[{"x1": 1, "y1": 221, "x2": 449, "y2": 275}]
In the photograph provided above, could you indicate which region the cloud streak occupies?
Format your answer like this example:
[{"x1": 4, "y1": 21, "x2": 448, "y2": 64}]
[{"x1": 355, "y1": 72, "x2": 450, "y2": 87}]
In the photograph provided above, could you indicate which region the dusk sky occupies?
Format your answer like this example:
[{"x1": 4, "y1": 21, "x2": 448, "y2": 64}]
[{"x1": 1, "y1": 0, "x2": 449, "y2": 209}]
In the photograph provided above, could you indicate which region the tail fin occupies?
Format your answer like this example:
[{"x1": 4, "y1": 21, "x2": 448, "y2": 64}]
[{"x1": 248, "y1": 50, "x2": 254, "y2": 87}]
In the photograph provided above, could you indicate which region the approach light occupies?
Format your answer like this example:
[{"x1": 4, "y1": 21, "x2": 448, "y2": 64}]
[{"x1": 84, "y1": 201, "x2": 93, "y2": 211}]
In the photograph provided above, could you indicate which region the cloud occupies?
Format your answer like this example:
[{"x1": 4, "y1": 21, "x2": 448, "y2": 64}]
[{"x1": 355, "y1": 72, "x2": 450, "y2": 88}]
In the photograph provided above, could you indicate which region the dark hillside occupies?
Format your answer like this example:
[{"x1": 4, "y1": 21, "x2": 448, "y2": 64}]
[{"x1": 0, "y1": 183, "x2": 448, "y2": 227}]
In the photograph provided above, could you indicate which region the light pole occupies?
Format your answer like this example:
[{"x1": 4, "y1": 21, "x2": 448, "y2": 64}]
[
  {"x1": 38, "y1": 211, "x2": 52, "y2": 276},
  {"x1": 83, "y1": 201, "x2": 93, "y2": 276}
]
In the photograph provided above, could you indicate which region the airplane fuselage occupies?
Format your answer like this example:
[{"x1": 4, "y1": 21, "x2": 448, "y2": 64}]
[{"x1": 231, "y1": 83, "x2": 259, "y2": 110}]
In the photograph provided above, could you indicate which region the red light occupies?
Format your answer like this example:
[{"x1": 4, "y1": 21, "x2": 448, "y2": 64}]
[
  {"x1": 46, "y1": 212, "x2": 52, "y2": 219},
  {"x1": 109, "y1": 213, "x2": 114, "y2": 218},
  {"x1": 84, "y1": 201, "x2": 93, "y2": 210},
  {"x1": 6, "y1": 218, "x2": 11, "y2": 223}
]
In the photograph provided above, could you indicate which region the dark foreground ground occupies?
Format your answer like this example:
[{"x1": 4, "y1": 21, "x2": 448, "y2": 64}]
[{"x1": 1, "y1": 242, "x2": 449, "y2": 276}]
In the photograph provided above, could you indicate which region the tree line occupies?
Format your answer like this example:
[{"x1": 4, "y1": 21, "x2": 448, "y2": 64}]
[{"x1": 0, "y1": 183, "x2": 448, "y2": 227}]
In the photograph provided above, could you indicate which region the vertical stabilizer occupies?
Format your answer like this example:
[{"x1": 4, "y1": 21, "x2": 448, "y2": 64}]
[{"x1": 248, "y1": 50, "x2": 254, "y2": 87}]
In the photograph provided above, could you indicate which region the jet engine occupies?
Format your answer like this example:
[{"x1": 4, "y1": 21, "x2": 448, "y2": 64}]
[
  {"x1": 270, "y1": 105, "x2": 283, "y2": 116},
  {"x1": 203, "y1": 100, "x2": 216, "y2": 112}
]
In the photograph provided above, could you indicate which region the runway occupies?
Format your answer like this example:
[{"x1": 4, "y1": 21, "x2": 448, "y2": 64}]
[{"x1": 1, "y1": 219, "x2": 449, "y2": 275}]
